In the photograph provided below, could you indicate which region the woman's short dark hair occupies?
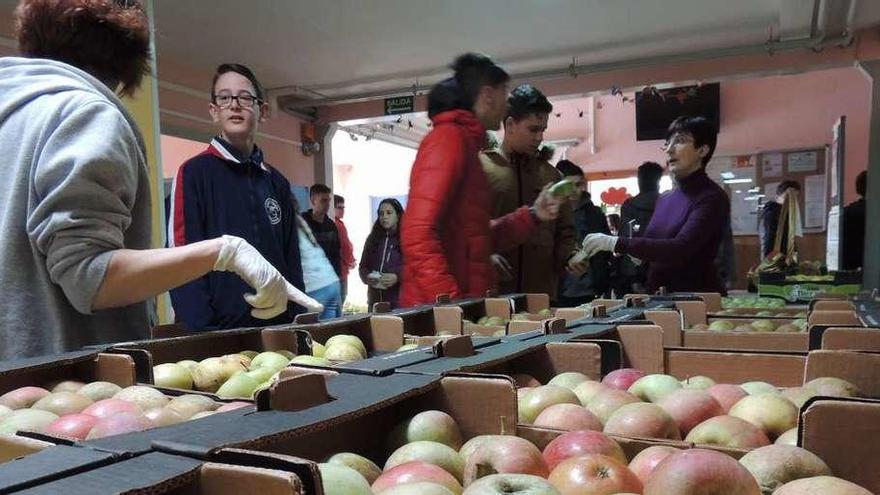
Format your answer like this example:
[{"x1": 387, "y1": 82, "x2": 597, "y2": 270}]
[
  {"x1": 777, "y1": 180, "x2": 801, "y2": 195},
  {"x1": 211, "y1": 63, "x2": 265, "y2": 102},
  {"x1": 507, "y1": 84, "x2": 553, "y2": 121},
  {"x1": 369, "y1": 198, "x2": 405, "y2": 238},
  {"x1": 556, "y1": 159, "x2": 583, "y2": 178},
  {"x1": 15, "y1": 0, "x2": 151, "y2": 96},
  {"x1": 856, "y1": 170, "x2": 867, "y2": 197},
  {"x1": 666, "y1": 116, "x2": 718, "y2": 167},
  {"x1": 428, "y1": 53, "x2": 510, "y2": 118}
]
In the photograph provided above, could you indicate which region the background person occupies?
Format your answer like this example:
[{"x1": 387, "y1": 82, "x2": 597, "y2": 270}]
[
  {"x1": 295, "y1": 210, "x2": 342, "y2": 319},
  {"x1": 481, "y1": 84, "x2": 582, "y2": 300},
  {"x1": 618, "y1": 161, "x2": 664, "y2": 293},
  {"x1": 758, "y1": 180, "x2": 801, "y2": 259},
  {"x1": 400, "y1": 53, "x2": 561, "y2": 306},
  {"x1": 0, "y1": 0, "x2": 317, "y2": 359},
  {"x1": 581, "y1": 116, "x2": 730, "y2": 294},
  {"x1": 843, "y1": 170, "x2": 867, "y2": 270},
  {"x1": 302, "y1": 184, "x2": 341, "y2": 277},
  {"x1": 359, "y1": 199, "x2": 404, "y2": 308},
  {"x1": 169, "y1": 63, "x2": 312, "y2": 330},
  {"x1": 334, "y1": 194, "x2": 356, "y2": 304}
]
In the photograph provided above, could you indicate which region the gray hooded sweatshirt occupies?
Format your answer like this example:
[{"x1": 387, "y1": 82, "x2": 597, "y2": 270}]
[{"x1": 0, "y1": 57, "x2": 154, "y2": 360}]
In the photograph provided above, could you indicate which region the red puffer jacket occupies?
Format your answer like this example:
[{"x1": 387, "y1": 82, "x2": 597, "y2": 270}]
[{"x1": 400, "y1": 109, "x2": 536, "y2": 306}]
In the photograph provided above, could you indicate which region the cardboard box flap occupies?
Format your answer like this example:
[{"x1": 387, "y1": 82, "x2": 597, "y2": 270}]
[
  {"x1": 507, "y1": 320, "x2": 544, "y2": 335},
  {"x1": 84, "y1": 373, "x2": 439, "y2": 457},
  {"x1": 150, "y1": 323, "x2": 188, "y2": 339},
  {"x1": 820, "y1": 327, "x2": 880, "y2": 351},
  {"x1": 693, "y1": 292, "x2": 722, "y2": 312},
  {"x1": 524, "y1": 293, "x2": 550, "y2": 312},
  {"x1": 808, "y1": 310, "x2": 862, "y2": 326},
  {"x1": 675, "y1": 300, "x2": 708, "y2": 327},
  {"x1": 256, "y1": 373, "x2": 333, "y2": 412},
  {"x1": 0, "y1": 352, "x2": 138, "y2": 394},
  {"x1": 800, "y1": 398, "x2": 880, "y2": 493},
  {"x1": 0, "y1": 349, "x2": 98, "y2": 375},
  {"x1": 644, "y1": 310, "x2": 684, "y2": 347},
  {"x1": 544, "y1": 342, "x2": 603, "y2": 380},
  {"x1": 434, "y1": 374, "x2": 519, "y2": 438},
  {"x1": 0, "y1": 435, "x2": 54, "y2": 463},
  {"x1": 260, "y1": 328, "x2": 310, "y2": 354},
  {"x1": 615, "y1": 325, "x2": 665, "y2": 373},
  {"x1": 94, "y1": 352, "x2": 139, "y2": 387},
  {"x1": 433, "y1": 306, "x2": 464, "y2": 335},
  {"x1": 811, "y1": 300, "x2": 854, "y2": 311},
  {"x1": 198, "y1": 462, "x2": 305, "y2": 495},
  {"x1": 664, "y1": 348, "x2": 806, "y2": 386},
  {"x1": 198, "y1": 448, "x2": 319, "y2": 495},
  {"x1": 13, "y1": 451, "x2": 204, "y2": 495},
  {"x1": 554, "y1": 307, "x2": 589, "y2": 323},
  {"x1": 293, "y1": 312, "x2": 320, "y2": 324},
  {"x1": 0, "y1": 444, "x2": 116, "y2": 493},
  {"x1": 433, "y1": 335, "x2": 475, "y2": 358},
  {"x1": 804, "y1": 350, "x2": 880, "y2": 397},
  {"x1": 485, "y1": 298, "x2": 514, "y2": 319},
  {"x1": 368, "y1": 315, "x2": 406, "y2": 352}
]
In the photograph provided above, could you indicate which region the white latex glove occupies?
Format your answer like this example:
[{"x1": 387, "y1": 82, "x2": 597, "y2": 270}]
[
  {"x1": 582, "y1": 233, "x2": 619, "y2": 259},
  {"x1": 214, "y1": 235, "x2": 324, "y2": 318}
]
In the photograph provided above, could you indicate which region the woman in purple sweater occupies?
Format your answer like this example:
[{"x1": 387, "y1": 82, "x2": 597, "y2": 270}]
[
  {"x1": 583, "y1": 116, "x2": 730, "y2": 294},
  {"x1": 359, "y1": 199, "x2": 404, "y2": 308}
]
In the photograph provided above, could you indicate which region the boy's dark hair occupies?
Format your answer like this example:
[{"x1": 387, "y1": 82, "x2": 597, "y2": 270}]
[
  {"x1": 310, "y1": 184, "x2": 331, "y2": 197},
  {"x1": 666, "y1": 116, "x2": 718, "y2": 167},
  {"x1": 211, "y1": 63, "x2": 265, "y2": 102},
  {"x1": 15, "y1": 0, "x2": 151, "y2": 96},
  {"x1": 556, "y1": 159, "x2": 583, "y2": 178},
  {"x1": 507, "y1": 84, "x2": 553, "y2": 120},
  {"x1": 776, "y1": 180, "x2": 801, "y2": 196},
  {"x1": 856, "y1": 170, "x2": 867, "y2": 197},
  {"x1": 334, "y1": 194, "x2": 345, "y2": 205},
  {"x1": 428, "y1": 53, "x2": 510, "y2": 118},
  {"x1": 637, "y1": 161, "x2": 664, "y2": 192}
]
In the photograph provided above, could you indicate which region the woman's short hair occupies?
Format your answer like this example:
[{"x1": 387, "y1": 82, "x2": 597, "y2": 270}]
[
  {"x1": 666, "y1": 116, "x2": 718, "y2": 167},
  {"x1": 15, "y1": 0, "x2": 151, "y2": 96}
]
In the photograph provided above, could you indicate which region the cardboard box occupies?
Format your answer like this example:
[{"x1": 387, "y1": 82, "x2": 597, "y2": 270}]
[
  {"x1": 12, "y1": 449, "x2": 319, "y2": 495},
  {"x1": 0, "y1": 444, "x2": 116, "y2": 493}
]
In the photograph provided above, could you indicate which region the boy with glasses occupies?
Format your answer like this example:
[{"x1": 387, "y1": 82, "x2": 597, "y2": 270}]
[
  {"x1": 333, "y1": 194, "x2": 356, "y2": 304},
  {"x1": 169, "y1": 64, "x2": 320, "y2": 330}
]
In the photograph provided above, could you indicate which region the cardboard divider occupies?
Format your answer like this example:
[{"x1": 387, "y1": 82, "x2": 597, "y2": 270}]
[
  {"x1": 811, "y1": 300, "x2": 855, "y2": 311},
  {"x1": 694, "y1": 292, "x2": 723, "y2": 312},
  {"x1": 800, "y1": 398, "x2": 880, "y2": 494},
  {"x1": 664, "y1": 348, "x2": 807, "y2": 386},
  {"x1": 644, "y1": 310, "x2": 684, "y2": 347},
  {"x1": 150, "y1": 324, "x2": 188, "y2": 339},
  {"x1": 0, "y1": 435, "x2": 54, "y2": 463},
  {"x1": 255, "y1": 373, "x2": 334, "y2": 413},
  {"x1": 0, "y1": 351, "x2": 137, "y2": 396},
  {"x1": 808, "y1": 310, "x2": 863, "y2": 326},
  {"x1": 804, "y1": 350, "x2": 880, "y2": 398},
  {"x1": 821, "y1": 327, "x2": 880, "y2": 351},
  {"x1": 683, "y1": 332, "x2": 809, "y2": 352},
  {"x1": 554, "y1": 307, "x2": 590, "y2": 323},
  {"x1": 675, "y1": 300, "x2": 708, "y2": 327},
  {"x1": 613, "y1": 325, "x2": 665, "y2": 373}
]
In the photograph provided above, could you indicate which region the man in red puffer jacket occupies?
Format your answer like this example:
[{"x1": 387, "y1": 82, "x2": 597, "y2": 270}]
[{"x1": 400, "y1": 54, "x2": 561, "y2": 306}]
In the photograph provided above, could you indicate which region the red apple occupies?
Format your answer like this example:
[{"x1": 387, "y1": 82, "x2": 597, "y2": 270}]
[
  {"x1": 373, "y1": 461, "x2": 463, "y2": 494},
  {"x1": 572, "y1": 380, "x2": 608, "y2": 406},
  {"x1": 773, "y1": 475, "x2": 872, "y2": 494},
  {"x1": 685, "y1": 415, "x2": 770, "y2": 449},
  {"x1": 463, "y1": 436, "x2": 548, "y2": 485},
  {"x1": 628, "y1": 445, "x2": 681, "y2": 483},
  {"x1": 85, "y1": 411, "x2": 153, "y2": 439},
  {"x1": 548, "y1": 454, "x2": 643, "y2": 495},
  {"x1": 44, "y1": 413, "x2": 98, "y2": 440},
  {"x1": 81, "y1": 398, "x2": 141, "y2": 419},
  {"x1": 385, "y1": 441, "x2": 464, "y2": 483},
  {"x1": 462, "y1": 473, "x2": 559, "y2": 495},
  {"x1": 602, "y1": 402, "x2": 681, "y2": 440},
  {"x1": 0, "y1": 386, "x2": 50, "y2": 410},
  {"x1": 533, "y1": 404, "x2": 602, "y2": 432},
  {"x1": 602, "y1": 368, "x2": 647, "y2": 391},
  {"x1": 585, "y1": 389, "x2": 641, "y2": 424},
  {"x1": 738, "y1": 445, "x2": 832, "y2": 493},
  {"x1": 707, "y1": 384, "x2": 749, "y2": 413},
  {"x1": 542, "y1": 430, "x2": 626, "y2": 471},
  {"x1": 644, "y1": 448, "x2": 761, "y2": 494},
  {"x1": 518, "y1": 385, "x2": 579, "y2": 424},
  {"x1": 729, "y1": 393, "x2": 798, "y2": 439},
  {"x1": 459, "y1": 435, "x2": 505, "y2": 464},
  {"x1": 657, "y1": 388, "x2": 724, "y2": 436},
  {"x1": 382, "y1": 482, "x2": 456, "y2": 495}
]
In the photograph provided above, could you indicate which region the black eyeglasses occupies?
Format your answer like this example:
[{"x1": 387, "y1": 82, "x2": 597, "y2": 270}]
[{"x1": 213, "y1": 93, "x2": 262, "y2": 109}]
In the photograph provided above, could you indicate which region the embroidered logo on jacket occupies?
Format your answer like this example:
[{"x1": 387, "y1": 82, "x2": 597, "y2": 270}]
[{"x1": 265, "y1": 197, "x2": 282, "y2": 225}]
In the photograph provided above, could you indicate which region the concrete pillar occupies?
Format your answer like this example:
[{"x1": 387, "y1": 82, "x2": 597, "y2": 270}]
[{"x1": 857, "y1": 60, "x2": 880, "y2": 290}]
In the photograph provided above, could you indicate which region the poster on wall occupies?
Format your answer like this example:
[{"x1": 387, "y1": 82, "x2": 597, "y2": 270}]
[
  {"x1": 788, "y1": 151, "x2": 818, "y2": 172},
  {"x1": 827, "y1": 117, "x2": 845, "y2": 270},
  {"x1": 761, "y1": 153, "x2": 783, "y2": 178}
]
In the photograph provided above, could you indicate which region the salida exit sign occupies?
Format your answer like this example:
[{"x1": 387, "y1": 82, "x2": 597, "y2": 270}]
[{"x1": 384, "y1": 96, "x2": 414, "y2": 115}]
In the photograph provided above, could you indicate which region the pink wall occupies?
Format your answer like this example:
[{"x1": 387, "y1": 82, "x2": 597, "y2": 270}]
[
  {"x1": 160, "y1": 135, "x2": 204, "y2": 178},
  {"x1": 568, "y1": 66, "x2": 869, "y2": 203}
]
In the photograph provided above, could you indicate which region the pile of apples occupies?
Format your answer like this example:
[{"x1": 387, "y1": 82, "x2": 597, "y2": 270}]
[
  {"x1": 690, "y1": 318, "x2": 807, "y2": 333},
  {"x1": 0, "y1": 381, "x2": 250, "y2": 441},
  {"x1": 152, "y1": 335, "x2": 371, "y2": 399},
  {"x1": 515, "y1": 369, "x2": 861, "y2": 451},
  {"x1": 313, "y1": 408, "x2": 871, "y2": 494},
  {"x1": 722, "y1": 297, "x2": 787, "y2": 310}
]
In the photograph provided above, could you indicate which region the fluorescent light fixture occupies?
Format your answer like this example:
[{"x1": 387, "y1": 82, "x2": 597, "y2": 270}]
[
  {"x1": 720, "y1": 171, "x2": 735, "y2": 180},
  {"x1": 723, "y1": 178, "x2": 753, "y2": 184},
  {"x1": 744, "y1": 195, "x2": 763, "y2": 201},
  {"x1": 748, "y1": 187, "x2": 761, "y2": 193}
]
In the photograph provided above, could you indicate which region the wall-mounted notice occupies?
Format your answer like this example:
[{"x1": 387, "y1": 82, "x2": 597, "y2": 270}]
[
  {"x1": 804, "y1": 174, "x2": 827, "y2": 229},
  {"x1": 761, "y1": 153, "x2": 783, "y2": 178},
  {"x1": 787, "y1": 151, "x2": 818, "y2": 172}
]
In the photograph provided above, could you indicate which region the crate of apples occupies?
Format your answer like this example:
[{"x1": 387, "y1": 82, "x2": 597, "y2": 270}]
[{"x1": 313, "y1": 407, "x2": 869, "y2": 494}]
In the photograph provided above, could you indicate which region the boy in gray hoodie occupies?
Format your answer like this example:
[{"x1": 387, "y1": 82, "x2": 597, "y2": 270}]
[{"x1": 0, "y1": 0, "x2": 320, "y2": 359}]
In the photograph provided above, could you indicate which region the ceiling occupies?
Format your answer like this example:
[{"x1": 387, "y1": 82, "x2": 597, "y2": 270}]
[{"x1": 146, "y1": 0, "x2": 880, "y2": 107}]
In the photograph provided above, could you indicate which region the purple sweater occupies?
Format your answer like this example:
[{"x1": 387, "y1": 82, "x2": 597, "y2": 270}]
[{"x1": 615, "y1": 169, "x2": 730, "y2": 294}]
